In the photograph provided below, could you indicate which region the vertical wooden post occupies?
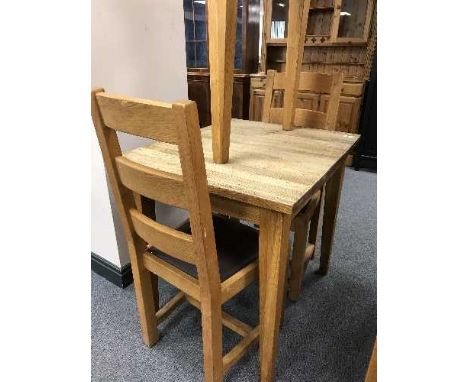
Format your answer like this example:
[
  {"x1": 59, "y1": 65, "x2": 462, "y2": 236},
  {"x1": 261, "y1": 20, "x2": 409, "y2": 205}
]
[
  {"x1": 207, "y1": 0, "x2": 237, "y2": 164},
  {"x1": 260, "y1": 0, "x2": 272, "y2": 73},
  {"x1": 319, "y1": 161, "x2": 346, "y2": 275},
  {"x1": 282, "y1": 0, "x2": 310, "y2": 130}
]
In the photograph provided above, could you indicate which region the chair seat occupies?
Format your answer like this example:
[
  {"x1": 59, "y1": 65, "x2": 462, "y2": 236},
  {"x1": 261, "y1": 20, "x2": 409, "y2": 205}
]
[{"x1": 149, "y1": 215, "x2": 259, "y2": 281}]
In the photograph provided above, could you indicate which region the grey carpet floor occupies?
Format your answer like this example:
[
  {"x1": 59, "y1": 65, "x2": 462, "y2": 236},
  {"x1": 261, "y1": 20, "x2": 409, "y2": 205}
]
[{"x1": 92, "y1": 168, "x2": 376, "y2": 382}]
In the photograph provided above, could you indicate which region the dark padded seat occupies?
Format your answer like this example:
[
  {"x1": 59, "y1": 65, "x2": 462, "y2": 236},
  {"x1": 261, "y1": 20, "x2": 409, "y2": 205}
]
[{"x1": 148, "y1": 215, "x2": 259, "y2": 281}]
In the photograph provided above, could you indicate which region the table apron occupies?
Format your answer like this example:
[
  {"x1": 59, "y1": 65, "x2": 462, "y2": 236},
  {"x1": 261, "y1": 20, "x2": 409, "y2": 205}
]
[{"x1": 210, "y1": 194, "x2": 262, "y2": 224}]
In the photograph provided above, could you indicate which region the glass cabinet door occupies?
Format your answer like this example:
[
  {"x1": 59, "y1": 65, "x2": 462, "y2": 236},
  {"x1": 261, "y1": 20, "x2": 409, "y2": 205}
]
[
  {"x1": 270, "y1": 0, "x2": 289, "y2": 39},
  {"x1": 235, "y1": 0, "x2": 244, "y2": 69},
  {"x1": 183, "y1": 0, "x2": 208, "y2": 69},
  {"x1": 184, "y1": 0, "x2": 245, "y2": 70},
  {"x1": 332, "y1": 0, "x2": 373, "y2": 43}
]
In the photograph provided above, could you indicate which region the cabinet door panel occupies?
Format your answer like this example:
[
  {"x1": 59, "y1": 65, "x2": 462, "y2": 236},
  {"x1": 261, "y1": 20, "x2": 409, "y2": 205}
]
[
  {"x1": 188, "y1": 78, "x2": 211, "y2": 127},
  {"x1": 249, "y1": 90, "x2": 265, "y2": 121}
]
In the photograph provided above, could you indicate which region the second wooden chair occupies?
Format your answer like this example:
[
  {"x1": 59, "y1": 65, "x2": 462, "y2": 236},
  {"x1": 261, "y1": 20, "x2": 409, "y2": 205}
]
[{"x1": 262, "y1": 69, "x2": 344, "y2": 301}]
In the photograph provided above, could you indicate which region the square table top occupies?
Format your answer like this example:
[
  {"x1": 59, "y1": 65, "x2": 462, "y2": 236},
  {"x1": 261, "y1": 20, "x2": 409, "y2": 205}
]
[{"x1": 124, "y1": 119, "x2": 359, "y2": 214}]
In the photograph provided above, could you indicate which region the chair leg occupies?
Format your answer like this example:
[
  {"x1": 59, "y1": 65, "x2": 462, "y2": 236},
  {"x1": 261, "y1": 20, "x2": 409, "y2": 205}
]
[
  {"x1": 151, "y1": 274, "x2": 160, "y2": 311},
  {"x1": 308, "y1": 191, "x2": 323, "y2": 250},
  {"x1": 280, "y1": 257, "x2": 289, "y2": 327},
  {"x1": 130, "y1": 240, "x2": 159, "y2": 347},
  {"x1": 201, "y1": 300, "x2": 224, "y2": 382},
  {"x1": 288, "y1": 218, "x2": 308, "y2": 301},
  {"x1": 134, "y1": 195, "x2": 160, "y2": 309}
]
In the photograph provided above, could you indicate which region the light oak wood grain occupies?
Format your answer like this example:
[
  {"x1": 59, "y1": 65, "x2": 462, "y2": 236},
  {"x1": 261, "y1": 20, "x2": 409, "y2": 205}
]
[
  {"x1": 125, "y1": 119, "x2": 359, "y2": 215},
  {"x1": 263, "y1": 70, "x2": 344, "y2": 131},
  {"x1": 221, "y1": 261, "x2": 258, "y2": 304},
  {"x1": 92, "y1": 89, "x2": 159, "y2": 346},
  {"x1": 259, "y1": 209, "x2": 291, "y2": 381},
  {"x1": 155, "y1": 291, "x2": 186, "y2": 325},
  {"x1": 185, "y1": 294, "x2": 253, "y2": 338},
  {"x1": 116, "y1": 156, "x2": 187, "y2": 209},
  {"x1": 118, "y1": 115, "x2": 357, "y2": 382},
  {"x1": 207, "y1": 0, "x2": 237, "y2": 164},
  {"x1": 261, "y1": 66, "x2": 344, "y2": 301},
  {"x1": 283, "y1": 0, "x2": 311, "y2": 130},
  {"x1": 223, "y1": 326, "x2": 260, "y2": 374},
  {"x1": 319, "y1": 160, "x2": 346, "y2": 275},
  {"x1": 96, "y1": 92, "x2": 178, "y2": 144},
  {"x1": 92, "y1": 92, "x2": 261, "y2": 382},
  {"x1": 129, "y1": 209, "x2": 195, "y2": 265},
  {"x1": 142, "y1": 252, "x2": 201, "y2": 301}
]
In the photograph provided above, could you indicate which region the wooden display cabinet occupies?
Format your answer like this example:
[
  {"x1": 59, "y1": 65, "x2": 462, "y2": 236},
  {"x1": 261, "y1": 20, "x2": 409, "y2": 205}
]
[
  {"x1": 261, "y1": 0, "x2": 376, "y2": 79},
  {"x1": 253, "y1": 0, "x2": 377, "y2": 165}
]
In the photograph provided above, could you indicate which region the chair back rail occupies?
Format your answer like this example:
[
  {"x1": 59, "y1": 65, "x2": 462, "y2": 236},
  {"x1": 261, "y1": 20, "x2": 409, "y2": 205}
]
[{"x1": 262, "y1": 70, "x2": 343, "y2": 131}]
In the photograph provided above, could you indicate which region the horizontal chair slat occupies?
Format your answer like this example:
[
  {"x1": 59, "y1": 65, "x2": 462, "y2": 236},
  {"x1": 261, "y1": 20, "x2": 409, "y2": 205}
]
[
  {"x1": 143, "y1": 252, "x2": 200, "y2": 301},
  {"x1": 184, "y1": 294, "x2": 253, "y2": 337},
  {"x1": 130, "y1": 209, "x2": 196, "y2": 265},
  {"x1": 155, "y1": 291, "x2": 186, "y2": 324},
  {"x1": 116, "y1": 157, "x2": 188, "y2": 209},
  {"x1": 223, "y1": 326, "x2": 260, "y2": 374},
  {"x1": 270, "y1": 108, "x2": 326, "y2": 129},
  {"x1": 298, "y1": 72, "x2": 334, "y2": 92},
  {"x1": 295, "y1": 108, "x2": 326, "y2": 129},
  {"x1": 221, "y1": 262, "x2": 258, "y2": 304},
  {"x1": 96, "y1": 92, "x2": 179, "y2": 144},
  {"x1": 273, "y1": 72, "x2": 334, "y2": 93}
]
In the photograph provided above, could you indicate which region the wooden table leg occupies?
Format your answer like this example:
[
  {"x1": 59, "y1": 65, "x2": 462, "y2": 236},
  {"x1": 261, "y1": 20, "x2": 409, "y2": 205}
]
[
  {"x1": 259, "y1": 209, "x2": 291, "y2": 382},
  {"x1": 318, "y1": 163, "x2": 346, "y2": 275},
  {"x1": 207, "y1": 0, "x2": 237, "y2": 164}
]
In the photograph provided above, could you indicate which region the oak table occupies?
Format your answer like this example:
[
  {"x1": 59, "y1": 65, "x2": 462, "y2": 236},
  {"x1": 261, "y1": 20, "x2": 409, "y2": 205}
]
[{"x1": 125, "y1": 119, "x2": 359, "y2": 381}]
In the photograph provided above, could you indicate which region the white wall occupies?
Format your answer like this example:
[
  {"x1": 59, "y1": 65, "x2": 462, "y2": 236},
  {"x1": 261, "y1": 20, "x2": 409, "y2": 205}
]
[{"x1": 91, "y1": 0, "x2": 188, "y2": 267}]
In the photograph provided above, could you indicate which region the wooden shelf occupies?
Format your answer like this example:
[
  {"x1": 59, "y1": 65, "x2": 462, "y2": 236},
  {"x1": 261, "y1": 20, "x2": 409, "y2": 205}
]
[
  {"x1": 305, "y1": 40, "x2": 367, "y2": 47},
  {"x1": 266, "y1": 39, "x2": 287, "y2": 45},
  {"x1": 309, "y1": 6, "x2": 334, "y2": 12},
  {"x1": 266, "y1": 38, "x2": 367, "y2": 47},
  {"x1": 306, "y1": 61, "x2": 365, "y2": 65}
]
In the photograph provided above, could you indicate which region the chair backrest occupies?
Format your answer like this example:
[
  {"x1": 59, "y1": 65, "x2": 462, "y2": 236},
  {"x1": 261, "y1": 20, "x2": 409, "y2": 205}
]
[
  {"x1": 262, "y1": 70, "x2": 343, "y2": 130},
  {"x1": 91, "y1": 89, "x2": 221, "y2": 290}
]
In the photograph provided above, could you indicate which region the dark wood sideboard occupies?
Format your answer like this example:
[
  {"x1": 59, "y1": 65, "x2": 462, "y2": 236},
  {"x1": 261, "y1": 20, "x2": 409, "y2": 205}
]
[{"x1": 187, "y1": 72, "x2": 251, "y2": 128}]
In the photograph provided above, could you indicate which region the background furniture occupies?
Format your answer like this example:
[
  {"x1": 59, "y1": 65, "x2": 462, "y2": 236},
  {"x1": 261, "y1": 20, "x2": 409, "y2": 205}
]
[
  {"x1": 92, "y1": 91, "x2": 261, "y2": 381},
  {"x1": 183, "y1": 0, "x2": 260, "y2": 73},
  {"x1": 188, "y1": 72, "x2": 251, "y2": 127},
  {"x1": 354, "y1": 54, "x2": 377, "y2": 171},
  {"x1": 250, "y1": 73, "x2": 364, "y2": 133},
  {"x1": 125, "y1": 118, "x2": 359, "y2": 382},
  {"x1": 255, "y1": 0, "x2": 376, "y2": 143},
  {"x1": 184, "y1": 0, "x2": 260, "y2": 124},
  {"x1": 261, "y1": 0, "x2": 376, "y2": 78},
  {"x1": 262, "y1": 70, "x2": 343, "y2": 130}
]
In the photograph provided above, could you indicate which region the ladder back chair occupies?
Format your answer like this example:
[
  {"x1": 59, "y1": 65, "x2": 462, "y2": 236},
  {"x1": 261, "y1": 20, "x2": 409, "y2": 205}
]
[
  {"x1": 91, "y1": 89, "x2": 260, "y2": 382},
  {"x1": 262, "y1": 70, "x2": 344, "y2": 301},
  {"x1": 262, "y1": 69, "x2": 343, "y2": 130}
]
